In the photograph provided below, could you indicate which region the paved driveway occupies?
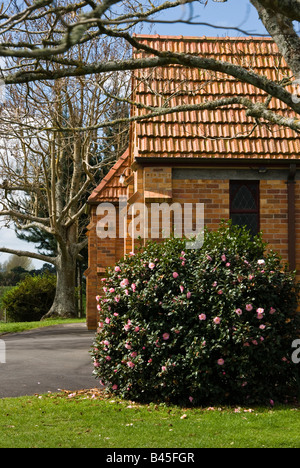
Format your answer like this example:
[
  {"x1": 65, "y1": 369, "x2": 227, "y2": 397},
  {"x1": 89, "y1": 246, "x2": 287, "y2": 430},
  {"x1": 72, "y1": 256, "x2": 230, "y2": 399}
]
[{"x1": 0, "y1": 323, "x2": 99, "y2": 398}]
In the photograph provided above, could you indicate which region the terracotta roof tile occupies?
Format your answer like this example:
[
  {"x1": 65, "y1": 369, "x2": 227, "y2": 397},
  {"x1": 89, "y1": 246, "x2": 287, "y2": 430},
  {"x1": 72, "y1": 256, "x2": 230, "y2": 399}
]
[
  {"x1": 88, "y1": 149, "x2": 129, "y2": 204},
  {"x1": 131, "y1": 36, "x2": 299, "y2": 161}
]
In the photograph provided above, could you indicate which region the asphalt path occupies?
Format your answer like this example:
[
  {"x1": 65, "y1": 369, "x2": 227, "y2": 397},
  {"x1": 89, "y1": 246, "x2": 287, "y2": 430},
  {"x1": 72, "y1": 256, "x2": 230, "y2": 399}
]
[{"x1": 0, "y1": 323, "x2": 99, "y2": 398}]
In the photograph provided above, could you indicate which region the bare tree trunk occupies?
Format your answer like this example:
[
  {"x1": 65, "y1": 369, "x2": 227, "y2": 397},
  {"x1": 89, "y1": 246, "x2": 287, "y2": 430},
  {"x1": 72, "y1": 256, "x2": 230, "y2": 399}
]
[{"x1": 42, "y1": 244, "x2": 77, "y2": 319}]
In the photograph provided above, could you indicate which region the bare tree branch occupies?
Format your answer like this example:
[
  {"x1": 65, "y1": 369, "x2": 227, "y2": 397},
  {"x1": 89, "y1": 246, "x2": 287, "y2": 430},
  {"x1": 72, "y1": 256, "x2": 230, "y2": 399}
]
[{"x1": 0, "y1": 246, "x2": 56, "y2": 265}]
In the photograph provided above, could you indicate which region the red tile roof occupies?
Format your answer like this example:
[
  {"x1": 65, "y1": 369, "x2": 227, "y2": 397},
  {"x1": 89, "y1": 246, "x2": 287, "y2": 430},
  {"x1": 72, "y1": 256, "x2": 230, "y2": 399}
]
[
  {"x1": 88, "y1": 149, "x2": 129, "y2": 204},
  {"x1": 131, "y1": 35, "x2": 299, "y2": 161}
]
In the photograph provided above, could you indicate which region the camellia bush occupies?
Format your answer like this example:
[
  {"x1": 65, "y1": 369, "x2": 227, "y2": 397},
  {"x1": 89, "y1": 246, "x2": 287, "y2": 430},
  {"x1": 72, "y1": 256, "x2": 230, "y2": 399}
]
[{"x1": 91, "y1": 222, "x2": 300, "y2": 406}]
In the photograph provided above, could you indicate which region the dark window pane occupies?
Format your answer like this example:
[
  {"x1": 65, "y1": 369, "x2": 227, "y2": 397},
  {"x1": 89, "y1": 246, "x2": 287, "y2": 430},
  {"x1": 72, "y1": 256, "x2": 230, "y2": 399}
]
[
  {"x1": 231, "y1": 184, "x2": 257, "y2": 210},
  {"x1": 230, "y1": 180, "x2": 259, "y2": 236},
  {"x1": 231, "y1": 213, "x2": 258, "y2": 237}
]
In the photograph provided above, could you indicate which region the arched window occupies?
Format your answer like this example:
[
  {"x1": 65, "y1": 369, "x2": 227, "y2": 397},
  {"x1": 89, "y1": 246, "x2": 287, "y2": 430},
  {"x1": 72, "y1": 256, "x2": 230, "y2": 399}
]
[{"x1": 230, "y1": 181, "x2": 259, "y2": 236}]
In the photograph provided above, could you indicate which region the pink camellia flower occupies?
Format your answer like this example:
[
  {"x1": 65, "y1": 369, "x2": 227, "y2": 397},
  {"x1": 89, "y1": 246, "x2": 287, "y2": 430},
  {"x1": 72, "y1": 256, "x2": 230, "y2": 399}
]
[
  {"x1": 213, "y1": 317, "x2": 221, "y2": 324},
  {"x1": 97, "y1": 304, "x2": 101, "y2": 311},
  {"x1": 93, "y1": 361, "x2": 100, "y2": 367},
  {"x1": 186, "y1": 291, "x2": 192, "y2": 299},
  {"x1": 103, "y1": 287, "x2": 107, "y2": 293},
  {"x1": 112, "y1": 384, "x2": 118, "y2": 390},
  {"x1": 105, "y1": 356, "x2": 111, "y2": 361},
  {"x1": 131, "y1": 352, "x2": 137, "y2": 358},
  {"x1": 113, "y1": 312, "x2": 119, "y2": 317},
  {"x1": 235, "y1": 308, "x2": 243, "y2": 316},
  {"x1": 161, "y1": 366, "x2": 167, "y2": 372},
  {"x1": 226, "y1": 262, "x2": 231, "y2": 267},
  {"x1": 148, "y1": 358, "x2": 152, "y2": 363},
  {"x1": 189, "y1": 396, "x2": 194, "y2": 403},
  {"x1": 131, "y1": 283, "x2": 136, "y2": 292},
  {"x1": 259, "y1": 324, "x2": 266, "y2": 330},
  {"x1": 221, "y1": 254, "x2": 227, "y2": 262},
  {"x1": 212, "y1": 281, "x2": 218, "y2": 287},
  {"x1": 109, "y1": 287, "x2": 115, "y2": 293},
  {"x1": 257, "y1": 259, "x2": 265, "y2": 265},
  {"x1": 217, "y1": 358, "x2": 224, "y2": 366},
  {"x1": 256, "y1": 308, "x2": 264, "y2": 319},
  {"x1": 96, "y1": 295, "x2": 101, "y2": 302},
  {"x1": 103, "y1": 340, "x2": 110, "y2": 346},
  {"x1": 120, "y1": 278, "x2": 129, "y2": 287},
  {"x1": 124, "y1": 289, "x2": 129, "y2": 296},
  {"x1": 115, "y1": 266, "x2": 121, "y2": 272},
  {"x1": 172, "y1": 272, "x2": 179, "y2": 279},
  {"x1": 252, "y1": 340, "x2": 258, "y2": 345},
  {"x1": 134, "y1": 326, "x2": 140, "y2": 332},
  {"x1": 125, "y1": 343, "x2": 132, "y2": 350},
  {"x1": 245, "y1": 304, "x2": 253, "y2": 311},
  {"x1": 98, "y1": 321, "x2": 104, "y2": 328},
  {"x1": 105, "y1": 317, "x2": 110, "y2": 324},
  {"x1": 199, "y1": 313, "x2": 206, "y2": 321},
  {"x1": 217, "y1": 290, "x2": 223, "y2": 295},
  {"x1": 163, "y1": 333, "x2": 170, "y2": 340},
  {"x1": 269, "y1": 307, "x2": 276, "y2": 314},
  {"x1": 114, "y1": 296, "x2": 120, "y2": 303},
  {"x1": 179, "y1": 285, "x2": 184, "y2": 293},
  {"x1": 127, "y1": 361, "x2": 135, "y2": 368},
  {"x1": 206, "y1": 255, "x2": 212, "y2": 261},
  {"x1": 148, "y1": 262, "x2": 155, "y2": 269}
]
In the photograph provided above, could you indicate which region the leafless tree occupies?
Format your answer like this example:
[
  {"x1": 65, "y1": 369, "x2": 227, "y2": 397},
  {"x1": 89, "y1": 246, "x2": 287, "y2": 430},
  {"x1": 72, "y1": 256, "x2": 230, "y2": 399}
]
[
  {"x1": 0, "y1": 0, "x2": 299, "y2": 131},
  {"x1": 0, "y1": 39, "x2": 130, "y2": 318}
]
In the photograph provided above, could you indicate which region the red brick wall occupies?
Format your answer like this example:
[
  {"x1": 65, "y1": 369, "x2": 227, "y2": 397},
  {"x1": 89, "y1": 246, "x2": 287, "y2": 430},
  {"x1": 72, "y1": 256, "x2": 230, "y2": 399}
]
[
  {"x1": 260, "y1": 180, "x2": 289, "y2": 264},
  {"x1": 172, "y1": 178, "x2": 230, "y2": 229},
  {"x1": 86, "y1": 174, "x2": 299, "y2": 329},
  {"x1": 86, "y1": 207, "x2": 124, "y2": 330}
]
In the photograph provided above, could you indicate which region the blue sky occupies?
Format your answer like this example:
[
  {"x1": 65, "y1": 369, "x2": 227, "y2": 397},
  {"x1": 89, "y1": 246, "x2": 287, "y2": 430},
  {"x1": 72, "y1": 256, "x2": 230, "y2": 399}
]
[{"x1": 152, "y1": 0, "x2": 268, "y2": 37}]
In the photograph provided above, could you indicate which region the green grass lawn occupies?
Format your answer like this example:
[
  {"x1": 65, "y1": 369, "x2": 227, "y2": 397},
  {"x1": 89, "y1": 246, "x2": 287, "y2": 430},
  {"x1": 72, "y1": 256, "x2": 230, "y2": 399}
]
[
  {"x1": 0, "y1": 318, "x2": 86, "y2": 334},
  {"x1": 0, "y1": 389, "x2": 299, "y2": 448}
]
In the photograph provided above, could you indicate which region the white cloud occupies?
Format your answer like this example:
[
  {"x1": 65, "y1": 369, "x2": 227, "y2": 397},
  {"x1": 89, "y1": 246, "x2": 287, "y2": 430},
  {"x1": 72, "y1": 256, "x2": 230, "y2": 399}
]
[{"x1": 0, "y1": 226, "x2": 45, "y2": 269}]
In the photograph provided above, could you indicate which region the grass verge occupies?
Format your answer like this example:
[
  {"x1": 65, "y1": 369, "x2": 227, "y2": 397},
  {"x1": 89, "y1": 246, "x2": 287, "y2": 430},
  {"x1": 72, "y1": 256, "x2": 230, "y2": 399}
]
[
  {"x1": 0, "y1": 389, "x2": 299, "y2": 448},
  {"x1": 0, "y1": 318, "x2": 86, "y2": 335}
]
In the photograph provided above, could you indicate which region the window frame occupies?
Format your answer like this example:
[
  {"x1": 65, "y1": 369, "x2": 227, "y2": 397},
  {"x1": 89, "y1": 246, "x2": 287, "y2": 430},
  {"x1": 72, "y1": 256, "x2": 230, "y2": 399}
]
[{"x1": 229, "y1": 180, "x2": 260, "y2": 235}]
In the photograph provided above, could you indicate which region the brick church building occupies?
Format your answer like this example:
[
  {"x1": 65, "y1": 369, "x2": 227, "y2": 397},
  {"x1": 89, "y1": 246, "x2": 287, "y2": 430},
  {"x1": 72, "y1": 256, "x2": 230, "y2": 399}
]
[{"x1": 85, "y1": 36, "x2": 300, "y2": 330}]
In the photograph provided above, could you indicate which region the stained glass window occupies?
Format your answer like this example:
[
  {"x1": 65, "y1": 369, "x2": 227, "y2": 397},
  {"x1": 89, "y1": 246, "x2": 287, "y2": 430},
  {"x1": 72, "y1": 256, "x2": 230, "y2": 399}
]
[{"x1": 230, "y1": 181, "x2": 259, "y2": 236}]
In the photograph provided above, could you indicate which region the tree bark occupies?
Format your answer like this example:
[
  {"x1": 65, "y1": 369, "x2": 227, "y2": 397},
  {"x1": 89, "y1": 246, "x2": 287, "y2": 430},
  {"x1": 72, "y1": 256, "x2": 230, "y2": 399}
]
[{"x1": 42, "y1": 245, "x2": 77, "y2": 319}]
